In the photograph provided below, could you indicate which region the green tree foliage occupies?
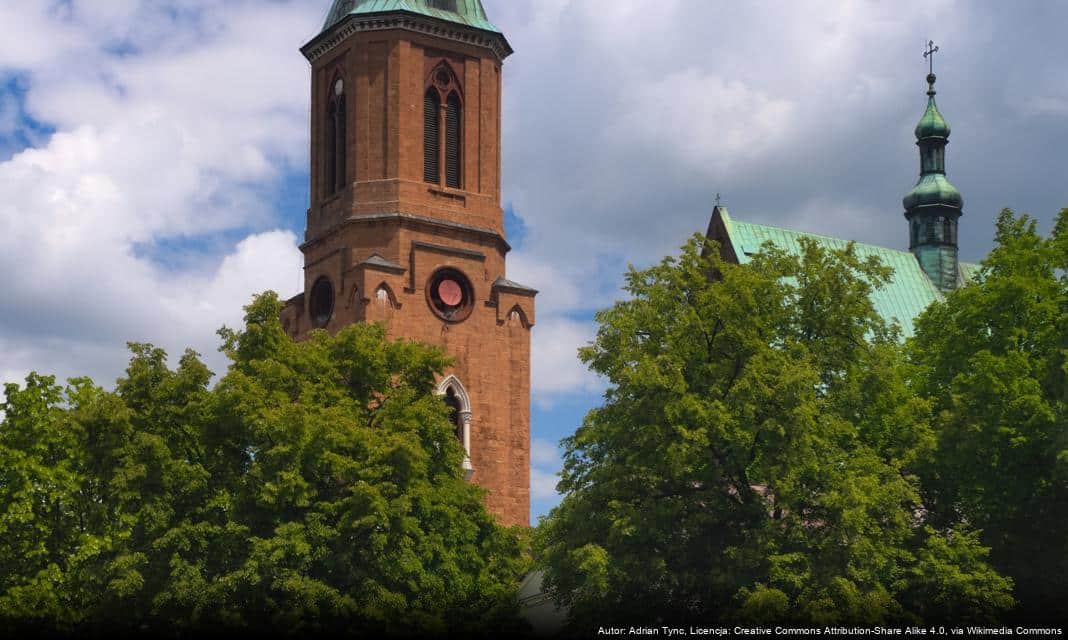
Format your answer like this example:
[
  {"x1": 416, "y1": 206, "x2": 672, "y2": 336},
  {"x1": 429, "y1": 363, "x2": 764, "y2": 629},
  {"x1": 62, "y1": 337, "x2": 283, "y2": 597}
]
[
  {"x1": 910, "y1": 208, "x2": 1068, "y2": 621},
  {"x1": 536, "y1": 235, "x2": 1013, "y2": 629},
  {"x1": 0, "y1": 293, "x2": 527, "y2": 637}
]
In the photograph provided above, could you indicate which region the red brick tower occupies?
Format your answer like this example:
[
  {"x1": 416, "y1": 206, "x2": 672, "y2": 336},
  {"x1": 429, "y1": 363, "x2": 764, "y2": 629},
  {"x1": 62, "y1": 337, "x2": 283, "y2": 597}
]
[{"x1": 281, "y1": 0, "x2": 535, "y2": 526}]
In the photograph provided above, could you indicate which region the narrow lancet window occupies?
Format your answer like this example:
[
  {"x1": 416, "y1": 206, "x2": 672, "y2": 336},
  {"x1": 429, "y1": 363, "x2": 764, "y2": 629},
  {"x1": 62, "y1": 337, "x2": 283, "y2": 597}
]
[
  {"x1": 425, "y1": 62, "x2": 462, "y2": 189},
  {"x1": 444, "y1": 388, "x2": 463, "y2": 441},
  {"x1": 325, "y1": 74, "x2": 347, "y2": 196},
  {"x1": 435, "y1": 376, "x2": 473, "y2": 479},
  {"x1": 445, "y1": 92, "x2": 462, "y2": 188},
  {"x1": 424, "y1": 89, "x2": 441, "y2": 184}
]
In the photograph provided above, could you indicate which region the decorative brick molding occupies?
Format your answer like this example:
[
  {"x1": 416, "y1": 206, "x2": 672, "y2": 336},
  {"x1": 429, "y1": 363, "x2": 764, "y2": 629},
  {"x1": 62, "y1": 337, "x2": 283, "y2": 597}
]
[{"x1": 302, "y1": 13, "x2": 512, "y2": 64}]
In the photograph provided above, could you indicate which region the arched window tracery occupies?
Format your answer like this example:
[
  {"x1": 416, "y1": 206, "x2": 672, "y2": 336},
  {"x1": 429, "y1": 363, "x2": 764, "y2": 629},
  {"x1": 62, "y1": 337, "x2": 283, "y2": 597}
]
[
  {"x1": 423, "y1": 62, "x2": 462, "y2": 188},
  {"x1": 434, "y1": 375, "x2": 473, "y2": 479},
  {"x1": 325, "y1": 70, "x2": 347, "y2": 197},
  {"x1": 423, "y1": 88, "x2": 440, "y2": 184},
  {"x1": 445, "y1": 92, "x2": 461, "y2": 188}
]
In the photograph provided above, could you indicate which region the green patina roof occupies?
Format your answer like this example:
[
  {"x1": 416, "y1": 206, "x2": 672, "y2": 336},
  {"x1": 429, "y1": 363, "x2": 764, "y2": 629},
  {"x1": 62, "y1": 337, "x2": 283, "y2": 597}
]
[
  {"x1": 321, "y1": 0, "x2": 501, "y2": 34},
  {"x1": 903, "y1": 173, "x2": 963, "y2": 211},
  {"x1": 714, "y1": 208, "x2": 977, "y2": 338},
  {"x1": 915, "y1": 94, "x2": 951, "y2": 140},
  {"x1": 904, "y1": 75, "x2": 962, "y2": 214},
  {"x1": 958, "y1": 261, "x2": 982, "y2": 283}
]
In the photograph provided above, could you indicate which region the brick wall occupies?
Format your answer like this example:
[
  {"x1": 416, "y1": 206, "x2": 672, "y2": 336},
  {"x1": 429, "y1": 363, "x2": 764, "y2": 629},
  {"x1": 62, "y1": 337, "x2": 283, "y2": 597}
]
[{"x1": 282, "y1": 20, "x2": 533, "y2": 527}]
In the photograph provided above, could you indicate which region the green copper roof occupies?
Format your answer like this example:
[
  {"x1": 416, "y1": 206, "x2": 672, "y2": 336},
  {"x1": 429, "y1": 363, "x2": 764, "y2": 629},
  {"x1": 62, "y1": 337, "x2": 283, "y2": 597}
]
[
  {"x1": 958, "y1": 261, "x2": 981, "y2": 283},
  {"x1": 713, "y1": 208, "x2": 977, "y2": 338},
  {"x1": 903, "y1": 173, "x2": 963, "y2": 210},
  {"x1": 321, "y1": 0, "x2": 501, "y2": 34},
  {"x1": 915, "y1": 94, "x2": 951, "y2": 140},
  {"x1": 904, "y1": 72, "x2": 962, "y2": 215}
]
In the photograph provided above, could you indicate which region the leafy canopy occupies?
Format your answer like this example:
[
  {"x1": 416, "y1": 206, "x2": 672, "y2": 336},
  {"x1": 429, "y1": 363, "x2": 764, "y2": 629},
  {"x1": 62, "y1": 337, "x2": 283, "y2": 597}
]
[
  {"x1": 0, "y1": 292, "x2": 527, "y2": 637},
  {"x1": 536, "y1": 235, "x2": 1012, "y2": 629},
  {"x1": 910, "y1": 208, "x2": 1068, "y2": 621}
]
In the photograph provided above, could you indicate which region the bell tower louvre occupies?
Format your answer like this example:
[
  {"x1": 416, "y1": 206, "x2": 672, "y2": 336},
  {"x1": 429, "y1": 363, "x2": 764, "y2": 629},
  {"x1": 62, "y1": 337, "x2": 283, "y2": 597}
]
[{"x1": 281, "y1": 0, "x2": 536, "y2": 527}]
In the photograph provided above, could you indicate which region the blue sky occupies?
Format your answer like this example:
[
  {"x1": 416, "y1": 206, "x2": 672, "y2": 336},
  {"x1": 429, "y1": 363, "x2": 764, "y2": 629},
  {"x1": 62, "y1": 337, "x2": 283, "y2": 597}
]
[{"x1": 1, "y1": 0, "x2": 1067, "y2": 522}]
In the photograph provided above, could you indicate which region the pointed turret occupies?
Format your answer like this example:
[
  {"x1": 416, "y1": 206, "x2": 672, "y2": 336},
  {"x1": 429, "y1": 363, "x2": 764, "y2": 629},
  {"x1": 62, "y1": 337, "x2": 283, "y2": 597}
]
[{"x1": 904, "y1": 45, "x2": 963, "y2": 292}]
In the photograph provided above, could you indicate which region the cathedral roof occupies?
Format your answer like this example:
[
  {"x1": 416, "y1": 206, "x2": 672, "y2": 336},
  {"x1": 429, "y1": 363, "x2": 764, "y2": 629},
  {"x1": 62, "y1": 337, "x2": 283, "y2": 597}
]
[
  {"x1": 321, "y1": 0, "x2": 501, "y2": 34},
  {"x1": 709, "y1": 207, "x2": 977, "y2": 338}
]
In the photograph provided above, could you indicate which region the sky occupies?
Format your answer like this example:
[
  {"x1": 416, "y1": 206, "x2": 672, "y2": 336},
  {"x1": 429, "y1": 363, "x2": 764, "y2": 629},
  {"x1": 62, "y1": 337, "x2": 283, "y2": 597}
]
[{"x1": 1, "y1": 0, "x2": 1066, "y2": 522}]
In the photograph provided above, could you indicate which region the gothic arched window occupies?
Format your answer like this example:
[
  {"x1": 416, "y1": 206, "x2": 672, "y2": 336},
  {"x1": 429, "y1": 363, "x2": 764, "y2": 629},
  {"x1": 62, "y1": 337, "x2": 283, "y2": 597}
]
[
  {"x1": 310, "y1": 276, "x2": 334, "y2": 328},
  {"x1": 423, "y1": 89, "x2": 440, "y2": 184},
  {"x1": 423, "y1": 63, "x2": 462, "y2": 189},
  {"x1": 444, "y1": 387, "x2": 463, "y2": 441},
  {"x1": 445, "y1": 92, "x2": 462, "y2": 188},
  {"x1": 435, "y1": 375, "x2": 473, "y2": 479},
  {"x1": 324, "y1": 72, "x2": 347, "y2": 197}
]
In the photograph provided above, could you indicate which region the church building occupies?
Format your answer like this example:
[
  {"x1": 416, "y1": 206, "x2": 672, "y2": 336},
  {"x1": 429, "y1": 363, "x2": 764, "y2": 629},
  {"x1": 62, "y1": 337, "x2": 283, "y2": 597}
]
[
  {"x1": 281, "y1": 0, "x2": 535, "y2": 527},
  {"x1": 706, "y1": 49, "x2": 976, "y2": 337}
]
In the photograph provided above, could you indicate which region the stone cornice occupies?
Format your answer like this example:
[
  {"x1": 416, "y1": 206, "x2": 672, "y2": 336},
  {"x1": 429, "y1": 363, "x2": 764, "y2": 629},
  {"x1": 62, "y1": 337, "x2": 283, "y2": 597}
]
[
  {"x1": 412, "y1": 240, "x2": 486, "y2": 262},
  {"x1": 301, "y1": 12, "x2": 513, "y2": 64},
  {"x1": 300, "y1": 211, "x2": 511, "y2": 254}
]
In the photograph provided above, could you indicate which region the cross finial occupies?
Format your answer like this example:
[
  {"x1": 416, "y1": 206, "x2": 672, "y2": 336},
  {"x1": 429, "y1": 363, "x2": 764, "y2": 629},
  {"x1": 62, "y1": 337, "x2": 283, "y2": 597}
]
[
  {"x1": 715, "y1": 192, "x2": 721, "y2": 207},
  {"x1": 924, "y1": 40, "x2": 939, "y2": 75}
]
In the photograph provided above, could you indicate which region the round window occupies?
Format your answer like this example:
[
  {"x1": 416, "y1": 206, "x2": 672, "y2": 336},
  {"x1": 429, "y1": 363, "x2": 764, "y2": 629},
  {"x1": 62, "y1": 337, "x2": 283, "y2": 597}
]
[
  {"x1": 426, "y1": 267, "x2": 474, "y2": 322},
  {"x1": 310, "y1": 277, "x2": 334, "y2": 328}
]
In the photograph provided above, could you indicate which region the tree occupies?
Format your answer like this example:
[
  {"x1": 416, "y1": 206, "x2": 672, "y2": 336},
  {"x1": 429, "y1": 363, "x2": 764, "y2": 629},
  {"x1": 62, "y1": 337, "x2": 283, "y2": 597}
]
[
  {"x1": 535, "y1": 235, "x2": 1013, "y2": 630},
  {"x1": 909, "y1": 208, "x2": 1068, "y2": 622},
  {"x1": 0, "y1": 293, "x2": 527, "y2": 637}
]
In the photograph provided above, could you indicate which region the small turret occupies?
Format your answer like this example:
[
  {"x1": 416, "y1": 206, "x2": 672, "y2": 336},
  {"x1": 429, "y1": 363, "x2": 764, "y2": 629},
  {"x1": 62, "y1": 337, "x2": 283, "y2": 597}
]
[{"x1": 904, "y1": 42, "x2": 962, "y2": 292}]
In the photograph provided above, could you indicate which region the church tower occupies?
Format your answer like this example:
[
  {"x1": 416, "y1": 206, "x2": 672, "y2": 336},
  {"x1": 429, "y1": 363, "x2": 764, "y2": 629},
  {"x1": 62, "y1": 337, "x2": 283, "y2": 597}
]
[
  {"x1": 903, "y1": 43, "x2": 964, "y2": 292},
  {"x1": 281, "y1": 0, "x2": 536, "y2": 527}
]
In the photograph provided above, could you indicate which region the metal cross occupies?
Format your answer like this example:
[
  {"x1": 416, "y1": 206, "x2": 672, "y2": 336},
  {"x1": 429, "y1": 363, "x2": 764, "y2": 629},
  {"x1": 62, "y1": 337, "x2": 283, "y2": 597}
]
[
  {"x1": 924, "y1": 40, "x2": 939, "y2": 75},
  {"x1": 715, "y1": 192, "x2": 721, "y2": 207}
]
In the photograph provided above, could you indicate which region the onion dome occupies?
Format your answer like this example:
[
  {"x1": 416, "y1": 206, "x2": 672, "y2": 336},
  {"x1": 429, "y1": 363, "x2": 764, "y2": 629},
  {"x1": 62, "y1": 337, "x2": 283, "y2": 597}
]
[
  {"x1": 903, "y1": 71, "x2": 962, "y2": 212},
  {"x1": 903, "y1": 173, "x2": 963, "y2": 210},
  {"x1": 915, "y1": 73, "x2": 951, "y2": 140}
]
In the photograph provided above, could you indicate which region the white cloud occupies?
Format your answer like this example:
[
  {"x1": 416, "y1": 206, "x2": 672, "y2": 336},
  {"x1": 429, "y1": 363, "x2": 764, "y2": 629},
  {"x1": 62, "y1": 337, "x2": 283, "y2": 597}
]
[
  {"x1": 531, "y1": 438, "x2": 563, "y2": 502},
  {"x1": 617, "y1": 69, "x2": 797, "y2": 175},
  {"x1": 0, "y1": 93, "x2": 18, "y2": 136},
  {"x1": 0, "y1": 2, "x2": 87, "y2": 69},
  {"x1": 531, "y1": 437, "x2": 561, "y2": 467},
  {"x1": 507, "y1": 251, "x2": 593, "y2": 316},
  {"x1": 531, "y1": 467, "x2": 561, "y2": 500},
  {"x1": 0, "y1": 1, "x2": 314, "y2": 389},
  {"x1": 530, "y1": 316, "x2": 604, "y2": 405}
]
